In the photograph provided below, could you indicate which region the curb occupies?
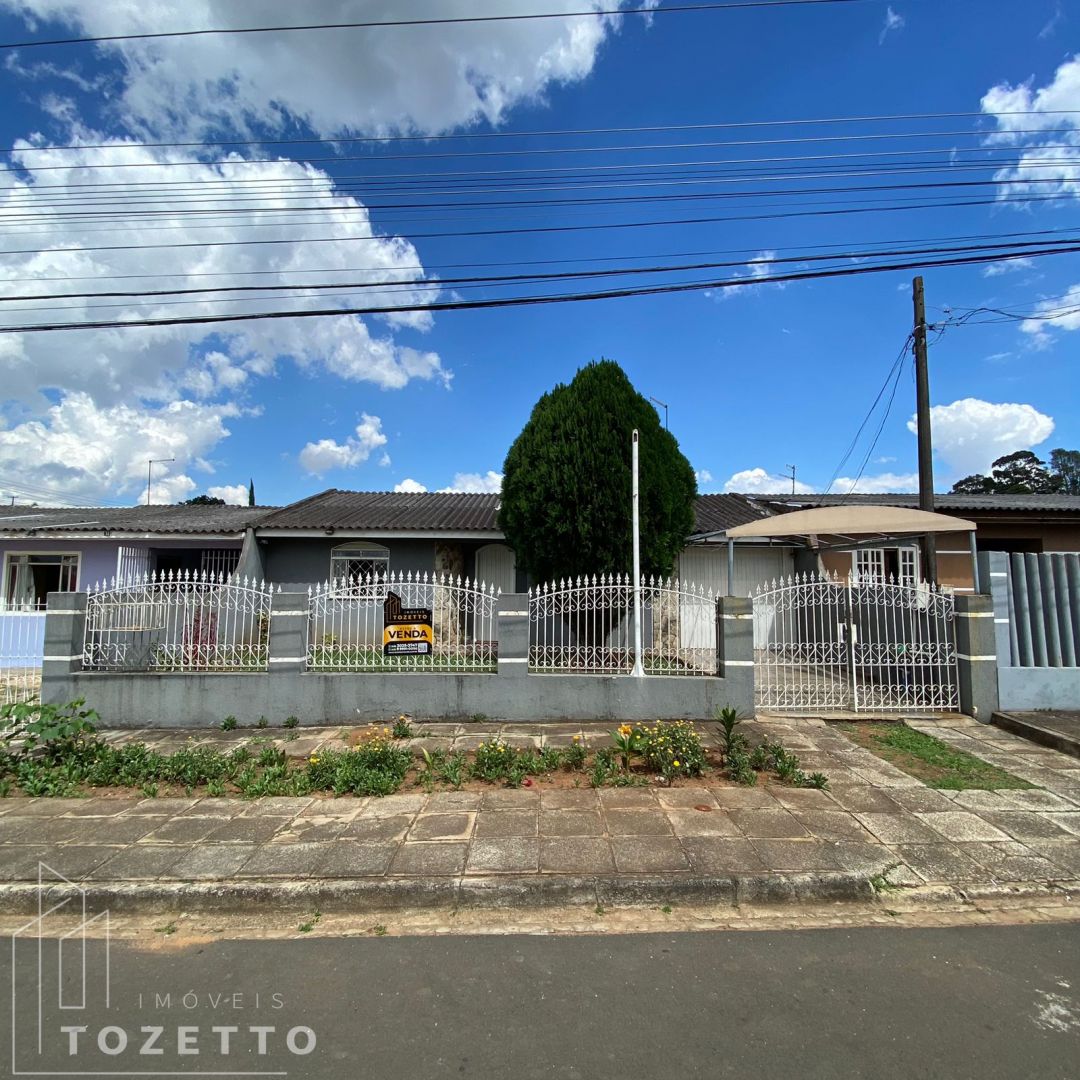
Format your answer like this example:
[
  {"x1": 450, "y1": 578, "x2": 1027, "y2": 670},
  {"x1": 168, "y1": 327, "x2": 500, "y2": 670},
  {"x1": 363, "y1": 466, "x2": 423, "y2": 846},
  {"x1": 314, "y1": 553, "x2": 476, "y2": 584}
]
[
  {"x1": 0, "y1": 871, "x2": 874, "y2": 916},
  {"x1": 991, "y1": 712, "x2": 1080, "y2": 761}
]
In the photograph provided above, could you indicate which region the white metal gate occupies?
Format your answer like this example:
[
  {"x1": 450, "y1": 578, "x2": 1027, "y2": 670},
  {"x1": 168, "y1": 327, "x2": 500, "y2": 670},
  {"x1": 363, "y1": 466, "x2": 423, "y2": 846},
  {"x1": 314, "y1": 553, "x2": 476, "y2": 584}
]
[
  {"x1": 0, "y1": 609, "x2": 46, "y2": 703},
  {"x1": 753, "y1": 572, "x2": 959, "y2": 713}
]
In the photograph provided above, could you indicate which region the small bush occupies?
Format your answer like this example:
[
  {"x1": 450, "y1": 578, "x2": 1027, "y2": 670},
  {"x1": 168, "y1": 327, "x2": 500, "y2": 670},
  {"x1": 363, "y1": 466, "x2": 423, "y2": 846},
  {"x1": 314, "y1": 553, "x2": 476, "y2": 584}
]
[
  {"x1": 638, "y1": 721, "x2": 706, "y2": 781},
  {"x1": 221, "y1": 716, "x2": 238, "y2": 731},
  {"x1": 391, "y1": 715, "x2": 413, "y2": 739},
  {"x1": 283, "y1": 716, "x2": 299, "y2": 729},
  {"x1": 471, "y1": 739, "x2": 515, "y2": 783},
  {"x1": 1, "y1": 699, "x2": 99, "y2": 763}
]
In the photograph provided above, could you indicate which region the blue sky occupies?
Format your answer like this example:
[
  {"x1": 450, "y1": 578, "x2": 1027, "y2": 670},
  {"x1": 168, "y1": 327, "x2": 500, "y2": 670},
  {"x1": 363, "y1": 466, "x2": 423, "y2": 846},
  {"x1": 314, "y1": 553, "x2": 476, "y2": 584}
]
[{"x1": 0, "y1": 0, "x2": 1078, "y2": 507}]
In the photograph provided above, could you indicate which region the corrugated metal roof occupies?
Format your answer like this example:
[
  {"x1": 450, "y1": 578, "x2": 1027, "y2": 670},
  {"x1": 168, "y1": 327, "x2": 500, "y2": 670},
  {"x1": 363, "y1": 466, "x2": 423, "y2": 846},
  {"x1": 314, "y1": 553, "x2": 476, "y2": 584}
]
[
  {"x1": 0, "y1": 504, "x2": 274, "y2": 535},
  {"x1": 256, "y1": 489, "x2": 503, "y2": 532},
  {"x1": 692, "y1": 494, "x2": 773, "y2": 534},
  {"x1": 754, "y1": 493, "x2": 1080, "y2": 513}
]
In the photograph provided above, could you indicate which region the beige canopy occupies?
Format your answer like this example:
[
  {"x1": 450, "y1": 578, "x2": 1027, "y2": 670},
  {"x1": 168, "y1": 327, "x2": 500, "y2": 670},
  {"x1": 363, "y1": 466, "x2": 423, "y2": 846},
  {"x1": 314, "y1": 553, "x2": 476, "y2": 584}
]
[{"x1": 726, "y1": 504, "x2": 976, "y2": 541}]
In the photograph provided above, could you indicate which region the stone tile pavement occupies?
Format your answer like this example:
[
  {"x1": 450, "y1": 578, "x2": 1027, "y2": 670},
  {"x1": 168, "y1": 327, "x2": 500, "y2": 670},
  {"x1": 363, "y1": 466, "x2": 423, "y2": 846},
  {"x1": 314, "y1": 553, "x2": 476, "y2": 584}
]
[{"x1": 2, "y1": 717, "x2": 1079, "y2": 898}]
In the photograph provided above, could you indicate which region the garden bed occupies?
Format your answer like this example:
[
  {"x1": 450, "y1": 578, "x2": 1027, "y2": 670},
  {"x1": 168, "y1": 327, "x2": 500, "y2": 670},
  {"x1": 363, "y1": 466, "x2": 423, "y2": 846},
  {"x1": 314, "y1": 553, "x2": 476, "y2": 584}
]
[{"x1": 831, "y1": 721, "x2": 1034, "y2": 791}]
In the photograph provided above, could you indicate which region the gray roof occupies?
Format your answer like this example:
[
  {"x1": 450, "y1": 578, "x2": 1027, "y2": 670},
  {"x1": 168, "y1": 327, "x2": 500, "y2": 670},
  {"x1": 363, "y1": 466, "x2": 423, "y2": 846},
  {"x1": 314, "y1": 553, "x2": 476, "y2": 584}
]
[
  {"x1": 257, "y1": 489, "x2": 770, "y2": 536},
  {"x1": 754, "y1": 493, "x2": 1080, "y2": 514},
  {"x1": 257, "y1": 489, "x2": 503, "y2": 532},
  {"x1": 0, "y1": 504, "x2": 273, "y2": 536}
]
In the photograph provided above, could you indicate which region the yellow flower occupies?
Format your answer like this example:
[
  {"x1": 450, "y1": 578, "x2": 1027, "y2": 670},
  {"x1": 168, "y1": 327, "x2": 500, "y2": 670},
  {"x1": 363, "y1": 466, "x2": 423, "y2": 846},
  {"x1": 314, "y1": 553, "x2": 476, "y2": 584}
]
[
  {"x1": 572, "y1": 735, "x2": 581, "y2": 742},
  {"x1": 309, "y1": 755, "x2": 320, "y2": 764},
  {"x1": 618, "y1": 724, "x2": 632, "y2": 736},
  {"x1": 673, "y1": 760, "x2": 680, "y2": 768}
]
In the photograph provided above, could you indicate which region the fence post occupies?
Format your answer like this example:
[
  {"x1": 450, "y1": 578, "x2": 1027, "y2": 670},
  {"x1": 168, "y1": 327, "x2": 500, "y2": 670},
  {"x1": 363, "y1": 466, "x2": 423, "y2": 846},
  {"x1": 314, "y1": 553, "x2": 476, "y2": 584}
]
[
  {"x1": 954, "y1": 593, "x2": 998, "y2": 722},
  {"x1": 717, "y1": 595, "x2": 755, "y2": 716},
  {"x1": 984, "y1": 551, "x2": 1014, "y2": 668},
  {"x1": 268, "y1": 590, "x2": 308, "y2": 673},
  {"x1": 497, "y1": 592, "x2": 530, "y2": 678},
  {"x1": 40, "y1": 591, "x2": 86, "y2": 705}
]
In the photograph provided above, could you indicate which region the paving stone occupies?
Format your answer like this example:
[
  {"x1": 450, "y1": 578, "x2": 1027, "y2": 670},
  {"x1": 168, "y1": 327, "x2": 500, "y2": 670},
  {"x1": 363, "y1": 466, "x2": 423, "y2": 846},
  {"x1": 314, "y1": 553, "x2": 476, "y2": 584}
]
[
  {"x1": 998, "y1": 789, "x2": 1079, "y2": 811},
  {"x1": 978, "y1": 811, "x2": 1077, "y2": 842},
  {"x1": 203, "y1": 816, "x2": 286, "y2": 844},
  {"x1": 539, "y1": 790, "x2": 598, "y2": 809},
  {"x1": 604, "y1": 809, "x2": 674, "y2": 836},
  {"x1": 466, "y1": 838, "x2": 540, "y2": 874},
  {"x1": 87, "y1": 845, "x2": 189, "y2": 880},
  {"x1": 235, "y1": 842, "x2": 334, "y2": 878},
  {"x1": 1024, "y1": 840, "x2": 1080, "y2": 877},
  {"x1": 2, "y1": 817, "x2": 82, "y2": 844},
  {"x1": 474, "y1": 810, "x2": 538, "y2": 838},
  {"x1": 481, "y1": 789, "x2": 540, "y2": 810},
  {"x1": 827, "y1": 786, "x2": 903, "y2": 813},
  {"x1": 337, "y1": 815, "x2": 413, "y2": 843},
  {"x1": 14, "y1": 845, "x2": 120, "y2": 880},
  {"x1": 769, "y1": 788, "x2": 837, "y2": 810},
  {"x1": 711, "y1": 787, "x2": 781, "y2": 809},
  {"x1": 1047, "y1": 813, "x2": 1080, "y2": 837},
  {"x1": 389, "y1": 842, "x2": 467, "y2": 876},
  {"x1": 791, "y1": 809, "x2": 875, "y2": 842},
  {"x1": 947, "y1": 790, "x2": 1011, "y2": 811},
  {"x1": 728, "y1": 808, "x2": 810, "y2": 839},
  {"x1": 316, "y1": 841, "x2": 395, "y2": 878},
  {"x1": 885, "y1": 788, "x2": 959, "y2": 813},
  {"x1": 5, "y1": 798, "x2": 89, "y2": 817},
  {"x1": 178, "y1": 798, "x2": 247, "y2": 817},
  {"x1": 596, "y1": 788, "x2": 657, "y2": 809},
  {"x1": 915, "y1": 811, "x2": 1013, "y2": 843},
  {"x1": 365, "y1": 794, "x2": 428, "y2": 817},
  {"x1": 893, "y1": 843, "x2": 996, "y2": 884},
  {"x1": 408, "y1": 813, "x2": 475, "y2": 842},
  {"x1": 831, "y1": 842, "x2": 897, "y2": 876},
  {"x1": 241, "y1": 797, "x2": 315, "y2": 817},
  {"x1": 62, "y1": 798, "x2": 140, "y2": 817},
  {"x1": 139, "y1": 817, "x2": 232, "y2": 845},
  {"x1": 962, "y1": 841, "x2": 1064, "y2": 882},
  {"x1": 296, "y1": 799, "x2": 362, "y2": 818},
  {"x1": 424, "y1": 792, "x2": 482, "y2": 812},
  {"x1": 655, "y1": 787, "x2": 719, "y2": 809},
  {"x1": 681, "y1": 837, "x2": 768, "y2": 874},
  {"x1": 852, "y1": 812, "x2": 944, "y2": 844},
  {"x1": 540, "y1": 810, "x2": 604, "y2": 837},
  {"x1": 169, "y1": 845, "x2": 258, "y2": 880},
  {"x1": 271, "y1": 817, "x2": 352, "y2": 843},
  {"x1": 664, "y1": 808, "x2": 742, "y2": 837},
  {"x1": 748, "y1": 839, "x2": 847, "y2": 872},
  {"x1": 125, "y1": 798, "x2": 200, "y2": 815},
  {"x1": 610, "y1": 836, "x2": 689, "y2": 873},
  {"x1": 540, "y1": 836, "x2": 615, "y2": 874}
]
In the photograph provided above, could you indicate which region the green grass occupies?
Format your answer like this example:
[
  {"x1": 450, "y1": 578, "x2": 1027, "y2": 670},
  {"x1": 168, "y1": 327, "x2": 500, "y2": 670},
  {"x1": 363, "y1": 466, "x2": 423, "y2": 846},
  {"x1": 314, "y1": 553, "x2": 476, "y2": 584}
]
[{"x1": 835, "y1": 722, "x2": 1035, "y2": 791}]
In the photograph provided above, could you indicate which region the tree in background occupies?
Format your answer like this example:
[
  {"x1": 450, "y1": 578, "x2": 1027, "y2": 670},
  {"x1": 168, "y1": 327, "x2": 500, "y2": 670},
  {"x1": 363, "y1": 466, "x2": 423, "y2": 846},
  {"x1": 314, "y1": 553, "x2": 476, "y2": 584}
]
[
  {"x1": 180, "y1": 494, "x2": 226, "y2": 506},
  {"x1": 248, "y1": 478, "x2": 256, "y2": 506},
  {"x1": 951, "y1": 450, "x2": 1063, "y2": 494},
  {"x1": 499, "y1": 359, "x2": 697, "y2": 582},
  {"x1": 1050, "y1": 449, "x2": 1080, "y2": 495}
]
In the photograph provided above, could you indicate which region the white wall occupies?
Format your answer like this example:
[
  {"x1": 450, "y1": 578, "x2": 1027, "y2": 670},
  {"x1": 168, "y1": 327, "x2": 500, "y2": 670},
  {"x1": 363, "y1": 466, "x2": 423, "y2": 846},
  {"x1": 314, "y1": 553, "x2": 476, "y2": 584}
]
[{"x1": 679, "y1": 544, "x2": 793, "y2": 596}]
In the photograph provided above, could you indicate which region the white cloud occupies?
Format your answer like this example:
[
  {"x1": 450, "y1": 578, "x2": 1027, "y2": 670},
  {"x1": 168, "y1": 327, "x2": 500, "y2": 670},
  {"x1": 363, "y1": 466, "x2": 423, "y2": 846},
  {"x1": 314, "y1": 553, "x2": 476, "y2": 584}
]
[
  {"x1": 298, "y1": 413, "x2": 388, "y2": 474},
  {"x1": 393, "y1": 478, "x2": 428, "y2": 493},
  {"x1": 704, "y1": 250, "x2": 785, "y2": 302},
  {"x1": 0, "y1": 391, "x2": 240, "y2": 504},
  {"x1": 723, "y1": 468, "x2": 812, "y2": 495},
  {"x1": 982, "y1": 257, "x2": 1035, "y2": 277},
  {"x1": 0, "y1": 1, "x2": 632, "y2": 140},
  {"x1": 438, "y1": 471, "x2": 503, "y2": 494},
  {"x1": 206, "y1": 483, "x2": 249, "y2": 505},
  {"x1": 1016, "y1": 282, "x2": 1080, "y2": 345},
  {"x1": 832, "y1": 472, "x2": 919, "y2": 495},
  {"x1": 907, "y1": 398, "x2": 1055, "y2": 475},
  {"x1": 696, "y1": 469, "x2": 714, "y2": 485},
  {"x1": 879, "y1": 5, "x2": 905, "y2": 44}
]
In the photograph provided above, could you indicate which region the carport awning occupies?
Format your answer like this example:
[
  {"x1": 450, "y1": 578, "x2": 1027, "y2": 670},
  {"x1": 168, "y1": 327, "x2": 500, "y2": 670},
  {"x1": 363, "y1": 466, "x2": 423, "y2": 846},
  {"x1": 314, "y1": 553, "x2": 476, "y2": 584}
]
[{"x1": 725, "y1": 504, "x2": 976, "y2": 542}]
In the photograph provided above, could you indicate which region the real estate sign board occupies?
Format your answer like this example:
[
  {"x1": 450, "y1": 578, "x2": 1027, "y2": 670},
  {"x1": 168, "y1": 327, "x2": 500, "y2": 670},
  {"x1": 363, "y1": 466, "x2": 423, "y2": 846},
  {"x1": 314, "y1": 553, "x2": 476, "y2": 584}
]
[{"x1": 383, "y1": 591, "x2": 433, "y2": 656}]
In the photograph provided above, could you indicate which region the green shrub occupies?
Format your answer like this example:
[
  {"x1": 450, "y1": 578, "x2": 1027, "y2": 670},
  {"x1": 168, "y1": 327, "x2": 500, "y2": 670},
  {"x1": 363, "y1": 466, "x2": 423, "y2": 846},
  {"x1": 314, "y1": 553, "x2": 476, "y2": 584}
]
[
  {"x1": 283, "y1": 716, "x2": 299, "y2": 729},
  {"x1": 639, "y1": 721, "x2": 706, "y2": 781},
  {"x1": 1, "y1": 699, "x2": 99, "y2": 763},
  {"x1": 471, "y1": 739, "x2": 515, "y2": 783},
  {"x1": 221, "y1": 716, "x2": 238, "y2": 731}
]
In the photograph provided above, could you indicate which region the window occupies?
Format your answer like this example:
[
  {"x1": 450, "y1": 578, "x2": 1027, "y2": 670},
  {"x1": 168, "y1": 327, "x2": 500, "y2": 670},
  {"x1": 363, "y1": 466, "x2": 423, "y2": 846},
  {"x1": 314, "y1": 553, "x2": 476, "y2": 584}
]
[
  {"x1": 854, "y1": 546, "x2": 919, "y2": 586},
  {"x1": 3, "y1": 553, "x2": 79, "y2": 610},
  {"x1": 330, "y1": 542, "x2": 389, "y2": 589},
  {"x1": 200, "y1": 549, "x2": 241, "y2": 578}
]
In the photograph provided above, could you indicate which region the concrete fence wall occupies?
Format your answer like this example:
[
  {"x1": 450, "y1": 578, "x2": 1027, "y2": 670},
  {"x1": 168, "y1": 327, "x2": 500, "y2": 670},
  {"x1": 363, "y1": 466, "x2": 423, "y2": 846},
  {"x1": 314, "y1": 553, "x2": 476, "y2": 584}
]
[
  {"x1": 40, "y1": 591, "x2": 754, "y2": 727},
  {"x1": 983, "y1": 551, "x2": 1080, "y2": 711}
]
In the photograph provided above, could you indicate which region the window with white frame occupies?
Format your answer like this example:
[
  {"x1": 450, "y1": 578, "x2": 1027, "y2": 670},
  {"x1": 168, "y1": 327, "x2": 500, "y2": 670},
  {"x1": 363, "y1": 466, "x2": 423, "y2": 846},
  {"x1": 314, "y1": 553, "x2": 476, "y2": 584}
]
[
  {"x1": 330, "y1": 542, "x2": 389, "y2": 588},
  {"x1": 200, "y1": 548, "x2": 241, "y2": 578},
  {"x1": 854, "y1": 546, "x2": 919, "y2": 585},
  {"x1": 3, "y1": 553, "x2": 79, "y2": 610}
]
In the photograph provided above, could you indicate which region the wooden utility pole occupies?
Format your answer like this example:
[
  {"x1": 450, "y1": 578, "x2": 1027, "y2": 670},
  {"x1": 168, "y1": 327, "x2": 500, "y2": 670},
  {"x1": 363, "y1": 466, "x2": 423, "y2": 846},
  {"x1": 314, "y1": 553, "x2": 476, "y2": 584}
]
[{"x1": 912, "y1": 276, "x2": 938, "y2": 584}]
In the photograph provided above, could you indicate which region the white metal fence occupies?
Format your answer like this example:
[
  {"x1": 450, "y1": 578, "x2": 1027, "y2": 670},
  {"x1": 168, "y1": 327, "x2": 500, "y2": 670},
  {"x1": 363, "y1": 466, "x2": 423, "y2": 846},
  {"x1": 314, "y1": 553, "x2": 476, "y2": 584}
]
[
  {"x1": 528, "y1": 574, "x2": 718, "y2": 675},
  {"x1": 753, "y1": 572, "x2": 959, "y2": 712},
  {"x1": 83, "y1": 572, "x2": 273, "y2": 672},
  {"x1": 0, "y1": 609, "x2": 46, "y2": 703},
  {"x1": 308, "y1": 573, "x2": 499, "y2": 672}
]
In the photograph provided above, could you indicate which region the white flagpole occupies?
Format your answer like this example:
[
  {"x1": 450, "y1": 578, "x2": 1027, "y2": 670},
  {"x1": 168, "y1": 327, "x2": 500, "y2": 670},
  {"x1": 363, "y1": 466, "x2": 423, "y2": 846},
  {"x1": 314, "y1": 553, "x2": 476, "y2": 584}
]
[{"x1": 631, "y1": 429, "x2": 644, "y2": 678}]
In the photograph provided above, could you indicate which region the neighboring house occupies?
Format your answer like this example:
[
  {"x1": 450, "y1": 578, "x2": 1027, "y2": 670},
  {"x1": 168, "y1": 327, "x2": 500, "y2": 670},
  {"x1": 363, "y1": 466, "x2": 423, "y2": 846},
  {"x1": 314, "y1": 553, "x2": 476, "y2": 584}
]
[
  {"x1": 752, "y1": 493, "x2": 1080, "y2": 593},
  {"x1": 0, "y1": 504, "x2": 272, "y2": 609}
]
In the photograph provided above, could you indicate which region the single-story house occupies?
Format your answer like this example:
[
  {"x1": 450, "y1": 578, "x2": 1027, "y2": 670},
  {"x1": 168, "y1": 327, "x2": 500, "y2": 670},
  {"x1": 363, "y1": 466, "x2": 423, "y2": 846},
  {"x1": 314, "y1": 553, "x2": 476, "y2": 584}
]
[{"x1": 751, "y1": 493, "x2": 1080, "y2": 593}]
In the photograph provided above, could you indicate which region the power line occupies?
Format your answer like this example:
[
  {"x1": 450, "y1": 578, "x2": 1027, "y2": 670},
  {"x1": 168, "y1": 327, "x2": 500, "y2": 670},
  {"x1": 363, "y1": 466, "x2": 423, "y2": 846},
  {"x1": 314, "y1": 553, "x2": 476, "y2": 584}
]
[
  {"x1": 0, "y1": 1, "x2": 876, "y2": 51},
  {"x1": 4, "y1": 243, "x2": 1077, "y2": 335},
  {"x1": 839, "y1": 353, "x2": 911, "y2": 501}
]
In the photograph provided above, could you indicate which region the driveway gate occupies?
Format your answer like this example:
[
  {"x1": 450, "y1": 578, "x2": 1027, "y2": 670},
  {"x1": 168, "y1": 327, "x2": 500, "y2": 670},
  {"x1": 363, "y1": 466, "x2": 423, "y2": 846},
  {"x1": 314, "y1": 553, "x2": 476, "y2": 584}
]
[{"x1": 752, "y1": 572, "x2": 959, "y2": 713}]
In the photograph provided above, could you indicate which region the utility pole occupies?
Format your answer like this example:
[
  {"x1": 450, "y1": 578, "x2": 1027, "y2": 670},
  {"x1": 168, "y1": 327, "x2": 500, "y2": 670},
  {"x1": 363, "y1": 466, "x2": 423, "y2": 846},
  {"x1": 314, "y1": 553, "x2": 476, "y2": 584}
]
[
  {"x1": 912, "y1": 276, "x2": 938, "y2": 585},
  {"x1": 785, "y1": 464, "x2": 797, "y2": 495},
  {"x1": 649, "y1": 396, "x2": 669, "y2": 430}
]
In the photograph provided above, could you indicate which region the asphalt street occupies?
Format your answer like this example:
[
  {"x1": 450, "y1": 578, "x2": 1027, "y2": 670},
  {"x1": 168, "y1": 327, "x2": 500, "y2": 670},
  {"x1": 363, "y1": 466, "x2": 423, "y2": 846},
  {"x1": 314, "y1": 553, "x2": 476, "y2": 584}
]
[{"x1": 3, "y1": 922, "x2": 1079, "y2": 1079}]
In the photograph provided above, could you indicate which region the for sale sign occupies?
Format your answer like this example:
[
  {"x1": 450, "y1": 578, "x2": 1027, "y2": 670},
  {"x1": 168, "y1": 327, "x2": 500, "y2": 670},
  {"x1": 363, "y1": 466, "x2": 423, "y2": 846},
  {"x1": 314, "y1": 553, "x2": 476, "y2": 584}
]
[{"x1": 383, "y1": 591, "x2": 433, "y2": 656}]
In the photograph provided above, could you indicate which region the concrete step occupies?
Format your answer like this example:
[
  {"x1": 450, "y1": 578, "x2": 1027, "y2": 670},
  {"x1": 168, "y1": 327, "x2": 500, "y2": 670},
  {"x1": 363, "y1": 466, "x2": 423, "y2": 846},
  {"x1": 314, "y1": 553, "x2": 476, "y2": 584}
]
[{"x1": 992, "y1": 711, "x2": 1080, "y2": 761}]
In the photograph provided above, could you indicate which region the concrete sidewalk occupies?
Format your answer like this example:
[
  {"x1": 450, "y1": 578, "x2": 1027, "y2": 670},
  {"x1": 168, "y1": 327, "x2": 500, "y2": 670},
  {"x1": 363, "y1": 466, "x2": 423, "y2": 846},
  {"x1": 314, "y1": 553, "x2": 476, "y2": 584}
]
[{"x1": 1, "y1": 717, "x2": 1079, "y2": 913}]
